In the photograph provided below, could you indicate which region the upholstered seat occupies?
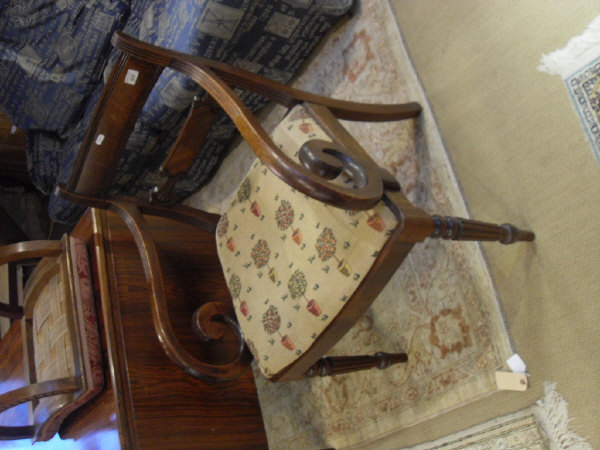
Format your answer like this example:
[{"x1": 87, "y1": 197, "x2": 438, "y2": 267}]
[
  {"x1": 218, "y1": 106, "x2": 398, "y2": 378},
  {"x1": 0, "y1": 237, "x2": 103, "y2": 442}
]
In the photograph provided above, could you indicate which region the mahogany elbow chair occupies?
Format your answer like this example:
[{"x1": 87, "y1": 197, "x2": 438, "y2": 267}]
[
  {"x1": 55, "y1": 31, "x2": 534, "y2": 383},
  {"x1": 0, "y1": 236, "x2": 103, "y2": 442}
]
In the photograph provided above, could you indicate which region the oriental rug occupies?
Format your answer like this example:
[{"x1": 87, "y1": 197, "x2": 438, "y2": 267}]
[
  {"x1": 188, "y1": 1, "x2": 515, "y2": 448},
  {"x1": 539, "y1": 15, "x2": 600, "y2": 166}
]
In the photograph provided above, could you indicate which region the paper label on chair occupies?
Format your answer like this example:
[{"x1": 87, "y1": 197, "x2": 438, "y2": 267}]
[
  {"x1": 125, "y1": 69, "x2": 139, "y2": 85},
  {"x1": 95, "y1": 134, "x2": 105, "y2": 145},
  {"x1": 495, "y1": 371, "x2": 528, "y2": 391}
]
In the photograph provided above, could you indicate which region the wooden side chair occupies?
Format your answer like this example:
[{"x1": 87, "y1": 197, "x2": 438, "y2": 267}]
[
  {"x1": 0, "y1": 236, "x2": 103, "y2": 441},
  {"x1": 56, "y1": 31, "x2": 534, "y2": 383}
]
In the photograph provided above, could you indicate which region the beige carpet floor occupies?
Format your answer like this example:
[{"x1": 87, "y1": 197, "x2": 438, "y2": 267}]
[{"x1": 389, "y1": 1, "x2": 600, "y2": 447}]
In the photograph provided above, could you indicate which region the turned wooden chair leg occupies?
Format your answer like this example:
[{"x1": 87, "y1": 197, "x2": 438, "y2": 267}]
[
  {"x1": 430, "y1": 216, "x2": 535, "y2": 244},
  {"x1": 303, "y1": 352, "x2": 408, "y2": 378}
]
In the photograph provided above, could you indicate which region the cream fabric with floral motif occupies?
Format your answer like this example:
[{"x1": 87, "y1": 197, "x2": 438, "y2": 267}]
[{"x1": 216, "y1": 105, "x2": 397, "y2": 378}]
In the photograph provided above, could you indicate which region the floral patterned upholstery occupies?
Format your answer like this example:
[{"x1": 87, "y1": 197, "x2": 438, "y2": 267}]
[{"x1": 216, "y1": 106, "x2": 397, "y2": 378}]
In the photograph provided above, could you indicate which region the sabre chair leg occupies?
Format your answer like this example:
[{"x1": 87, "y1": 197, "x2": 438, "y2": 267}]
[
  {"x1": 304, "y1": 352, "x2": 408, "y2": 378},
  {"x1": 430, "y1": 215, "x2": 535, "y2": 244}
]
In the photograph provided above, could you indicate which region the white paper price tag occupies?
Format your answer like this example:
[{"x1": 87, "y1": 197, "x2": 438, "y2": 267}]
[{"x1": 506, "y1": 353, "x2": 527, "y2": 373}]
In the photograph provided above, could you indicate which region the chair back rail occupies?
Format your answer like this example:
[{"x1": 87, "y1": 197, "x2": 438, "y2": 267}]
[
  {"x1": 0, "y1": 241, "x2": 62, "y2": 266},
  {"x1": 0, "y1": 241, "x2": 63, "y2": 329},
  {"x1": 65, "y1": 31, "x2": 424, "y2": 211},
  {"x1": 67, "y1": 53, "x2": 163, "y2": 198}
]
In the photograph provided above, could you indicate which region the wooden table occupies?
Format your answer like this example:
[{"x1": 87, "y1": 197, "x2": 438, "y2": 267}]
[{"x1": 0, "y1": 208, "x2": 267, "y2": 449}]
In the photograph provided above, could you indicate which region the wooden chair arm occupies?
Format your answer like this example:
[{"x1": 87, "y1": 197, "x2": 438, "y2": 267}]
[
  {"x1": 0, "y1": 241, "x2": 62, "y2": 266},
  {"x1": 0, "y1": 377, "x2": 79, "y2": 440},
  {"x1": 0, "y1": 241, "x2": 62, "y2": 320},
  {"x1": 107, "y1": 200, "x2": 252, "y2": 381},
  {"x1": 112, "y1": 31, "x2": 421, "y2": 123}
]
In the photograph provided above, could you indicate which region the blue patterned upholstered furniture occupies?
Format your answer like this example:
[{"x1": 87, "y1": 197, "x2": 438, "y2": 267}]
[{"x1": 0, "y1": 0, "x2": 354, "y2": 223}]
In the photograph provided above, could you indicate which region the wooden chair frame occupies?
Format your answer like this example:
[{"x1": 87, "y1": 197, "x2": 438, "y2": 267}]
[
  {"x1": 56, "y1": 31, "x2": 533, "y2": 383},
  {"x1": 0, "y1": 238, "x2": 101, "y2": 441}
]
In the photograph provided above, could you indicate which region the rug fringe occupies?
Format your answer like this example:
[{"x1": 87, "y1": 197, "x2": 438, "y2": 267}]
[
  {"x1": 532, "y1": 381, "x2": 592, "y2": 450},
  {"x1": 538, "y1": 15, "x2": 600, "y2": 78}
]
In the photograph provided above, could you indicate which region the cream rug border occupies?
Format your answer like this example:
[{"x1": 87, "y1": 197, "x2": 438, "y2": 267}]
[
  {"x1": 404, "y1": 408, "x2": 547, "y2": 450},
  {"x1": 402, "y1": 381, "x2": 592, "y2": 450}
]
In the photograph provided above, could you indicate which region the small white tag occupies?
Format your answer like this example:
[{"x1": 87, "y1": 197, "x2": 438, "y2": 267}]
[
  {"x1": 495, "y1": 371, "x2": 528, "y2": 391},
  {"x1": 10, "y1": 125, "x2": 17, "y2": 134},
  {"x1": 95, "y1": 134, "x2": 105, "y2": 145},
  {"x1": 507, "y1": 353, "x2": 527, "y2": 373},
  {"x1": 124, "y1": 69, "x2": 139, "y2": 85}
]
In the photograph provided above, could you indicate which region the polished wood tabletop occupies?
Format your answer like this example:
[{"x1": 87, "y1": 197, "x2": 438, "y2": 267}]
[{"x1": 0, "y1": 208, "x2": 267, "y2": 449}]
